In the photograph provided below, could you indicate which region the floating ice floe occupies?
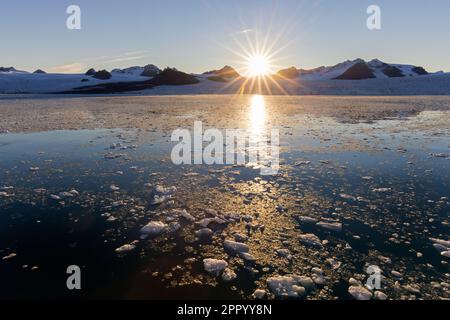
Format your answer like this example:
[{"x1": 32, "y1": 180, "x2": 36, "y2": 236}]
[
  {"x1": 316, "y1": 221, "x2": 343, "y2": 232},
  {"x1": 294, "y1": 215, "x2": 318, "y2": 224},
  {"x1": 203, "y1": 258, "x2": 228, "y2": 276},
  {"x1": 252, "y1": 289, "x2": 266, "y2": 299},
  {"x1": 430, "y1": 238, "x2": 450, "y2": 258},
  {"x1": 299, "y1": 233, "x2": 323, "y2": 248},
  {"x1": 178, "y1": 209, "x2": 196, "y2": 222},
  {"x1": 311, "y1": 268, "x2": 326, "y2": 285},
  {"x1": 340, "y1": 193, "x2": 356, "y2": 201},
  {"x1": 0, "y1": 191, "x2": 13, "y2": 197},
  {"x1": 196, "y1": 217, "x2": 227, "y2": 228},
  {"x1": 110, "y1": 185, "x2": 120, "y2": 191},
  {"x1": 50, "y1": 194, "x2": 61, "y2": 200},
  {"x1": 29, "y1": 167, "x2": 39, "y2": 172},
  {"x1": 430, "y1": 238, "x2": 450, "y2": 252},
  {"x1": 372, "y1": 188, "x2": 392, "y2": 193},
  {"x1": 266, "y1": 275, "x2": 307, "y2": 298},
  {"x1": 195, "y1": 228, "x2": 213, "y2": 238},
  {"x1": 115, "y1": 243, "x2": 136, "y2": 254},
  {"x1": 224, "y1": 240, "x2": 249, "y2": 254},
  {"x1": 106, "y1": 216, "x2": 117, "y2": 222},
  {"x1": 348, "y1": 286, "x2": 372, "y2": 300},
  {"x1": 2, "y1": 253, "x2": 17, "y2": 260},
  {"x1": 295, "y1": 161, "x2": 311, "y2": 166},
  {"x1": 239, "y1": 252, "x2": 256, "y2": 261},
  {"x1": 374, "y1": 291, "x2": 388, "y2": 300},
  {"x1": 326, "y1": 258, "x2": 342, "y2": 270},
  {"x1": 221, "y1": 268, "x2": 237, "y2": 282},
  {"x1": 140, "y1": 221, "x2": 168, "y2": 237},
  {"x1": 152, "y1": 185, "x2": 177, "y2": 205}
]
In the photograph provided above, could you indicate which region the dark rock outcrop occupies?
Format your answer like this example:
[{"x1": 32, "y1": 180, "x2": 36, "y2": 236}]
[
  {"x1": 85, "y1": 68, "x2": 97, "y2": 76},
  {"x1": 382, "y1": 66, "x2": 405, "y2": 78},
  {"x1": 65, "y1": 80, "x2": 154, "y2": 94},
  {"x1": 0, "y1": 67, "x2": 18, "y2": 73},
  {"x1": 33, "y1": 69, "x2": 46, "y2": 74},
  {"x1": 334, "y1": 62, "x2": 375, "y2": 80},
  {"x1": 92, "y1": 70, "x2": 112, "y2": 80},
  {"x1": 412, "y1": 66, "x2": 428, "y2": 75},
  {"x1": 150, "y1": 68, "x2": 199, "y2": 86}
]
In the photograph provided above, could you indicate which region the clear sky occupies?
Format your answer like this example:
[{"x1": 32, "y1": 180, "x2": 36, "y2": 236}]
[{"x1": 1, "y1": 0, "x2": 449, "y2": 73}]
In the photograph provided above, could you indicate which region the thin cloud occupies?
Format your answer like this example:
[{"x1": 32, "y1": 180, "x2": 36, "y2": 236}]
[
  {"x1": 235, "y1": 29, "x2": 254, "y2": 35},
  {"x1": 48, "y1": 63, "x2": 85, "y2": 73},
  {"x1": 103, "y1": 54, "x2": 148, "y2": 64}
]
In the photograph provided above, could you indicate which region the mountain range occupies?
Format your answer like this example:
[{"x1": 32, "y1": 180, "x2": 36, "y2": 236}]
[{"x1": 0, "y1": 59, "x2": 449, "y2": 95}]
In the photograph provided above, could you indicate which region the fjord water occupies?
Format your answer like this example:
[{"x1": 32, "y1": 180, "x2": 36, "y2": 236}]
[{"x1": 0, "y1": 95, "x2": 449, "y2": 299}]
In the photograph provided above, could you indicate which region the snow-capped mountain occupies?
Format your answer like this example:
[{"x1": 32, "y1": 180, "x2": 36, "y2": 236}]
[
  {"x1": 1, "y1": 59, "x2": 449, "y2": 95},
  {"x1": 285, "y1": 58, "x2": 436, "y2": 81},
  {"x1": 0, "y1": 67, "x2": 28, "y2": 74},
  {"x1": 111, "y1": 64, "x2": 161, "y2": 77},
  {"x1": 203, "y1": 65, "x2": 240, "y2": 78}
]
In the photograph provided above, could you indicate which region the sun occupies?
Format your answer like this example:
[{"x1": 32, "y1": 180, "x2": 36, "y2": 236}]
[{"x1": 247, "y1": 54, "x2": 271, "y2": 77}]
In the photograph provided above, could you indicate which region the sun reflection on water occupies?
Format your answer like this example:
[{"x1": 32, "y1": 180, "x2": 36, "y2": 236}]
[{"x1": 249, "y1": 95, "x2": 266, "y2": 135}]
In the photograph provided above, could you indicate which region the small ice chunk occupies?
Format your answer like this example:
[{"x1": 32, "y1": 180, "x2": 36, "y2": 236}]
[
  {"x1": 115, "y1": 244, "x2": 136, "y2": 254},
  {"x1": 195, "y1": 228, "x2": 213, "y2": 238},
  {"x1": 152, "y1": 185, "x2": 177, "y2": 204},
  {"x1": 224, "y1": 240, "x2": 249, "y2": 254},
  {"x1": 252, "y1": 289, "x2": 266, "y2": 299},
  {"x1": 266, "y1": 275, "x2": 306, "y2": 298},
  {"x1": 179, "y1": 209, "x2": 196, "y2": 222},
  {"x1": 203, "y1": 258, "x2": 228, "y2": 276},
  {"x1": 316, "y1": 221, "x2": 342, "y2": 232},
  {"x1": 372, "y1": 188, "x2": 391, "y2": 193},
  {"x1": 2, "y1": 253, "x2": 17, "y2": 260},
  {"x1": 340, "y1": 194, "x2": 356, "y2": 201},
  {"x1": 110, "y1": 185, "x2": 120, "y2": 191},
  {"x1": 374, "y1": 291, "x2": 388, "y2": 300},
  {"x1": 348, "y1": 286, "x2": 372, "y2": 300},
  {"x1": 221, "y1": 268, "x2": 237, "y2": 282},
  {"x1": 140, "y1": 221, "x2": 168, "y2": 237},
  {"x1": 299, "y1": 233, "x2": 323, "y2": 248},
  {"x1": 295, "y1": 215, "x2": 318, "y2": 224}
]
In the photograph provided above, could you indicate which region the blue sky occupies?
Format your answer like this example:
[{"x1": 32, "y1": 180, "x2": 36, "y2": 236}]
[{"x1": 1, "y1": 0, "x2": 449, "y2": 73}]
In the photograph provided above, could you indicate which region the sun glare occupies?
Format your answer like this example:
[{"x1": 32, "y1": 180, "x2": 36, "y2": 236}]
[{"x1": 247, "y1": 54, "x2": 270, "y2": 77}]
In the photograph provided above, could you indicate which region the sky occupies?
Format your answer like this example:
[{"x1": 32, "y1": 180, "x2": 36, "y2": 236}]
[{"x1": 1, "y1": 0, "x2": 449, "y2": 73}]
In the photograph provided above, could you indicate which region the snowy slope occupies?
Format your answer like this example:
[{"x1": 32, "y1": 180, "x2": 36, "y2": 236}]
[{"x1": 0, "y1": 72, "x2": 148, "y2": 94}]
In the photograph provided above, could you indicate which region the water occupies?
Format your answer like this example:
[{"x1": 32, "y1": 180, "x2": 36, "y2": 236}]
[{"x1": 0, "y1": 95, "x2": 449, "y2": 299}]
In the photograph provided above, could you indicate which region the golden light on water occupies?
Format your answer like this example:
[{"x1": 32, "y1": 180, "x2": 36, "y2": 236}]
[{"x1": 249, "y1": 95, "x2": 266, "y2": 134}]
